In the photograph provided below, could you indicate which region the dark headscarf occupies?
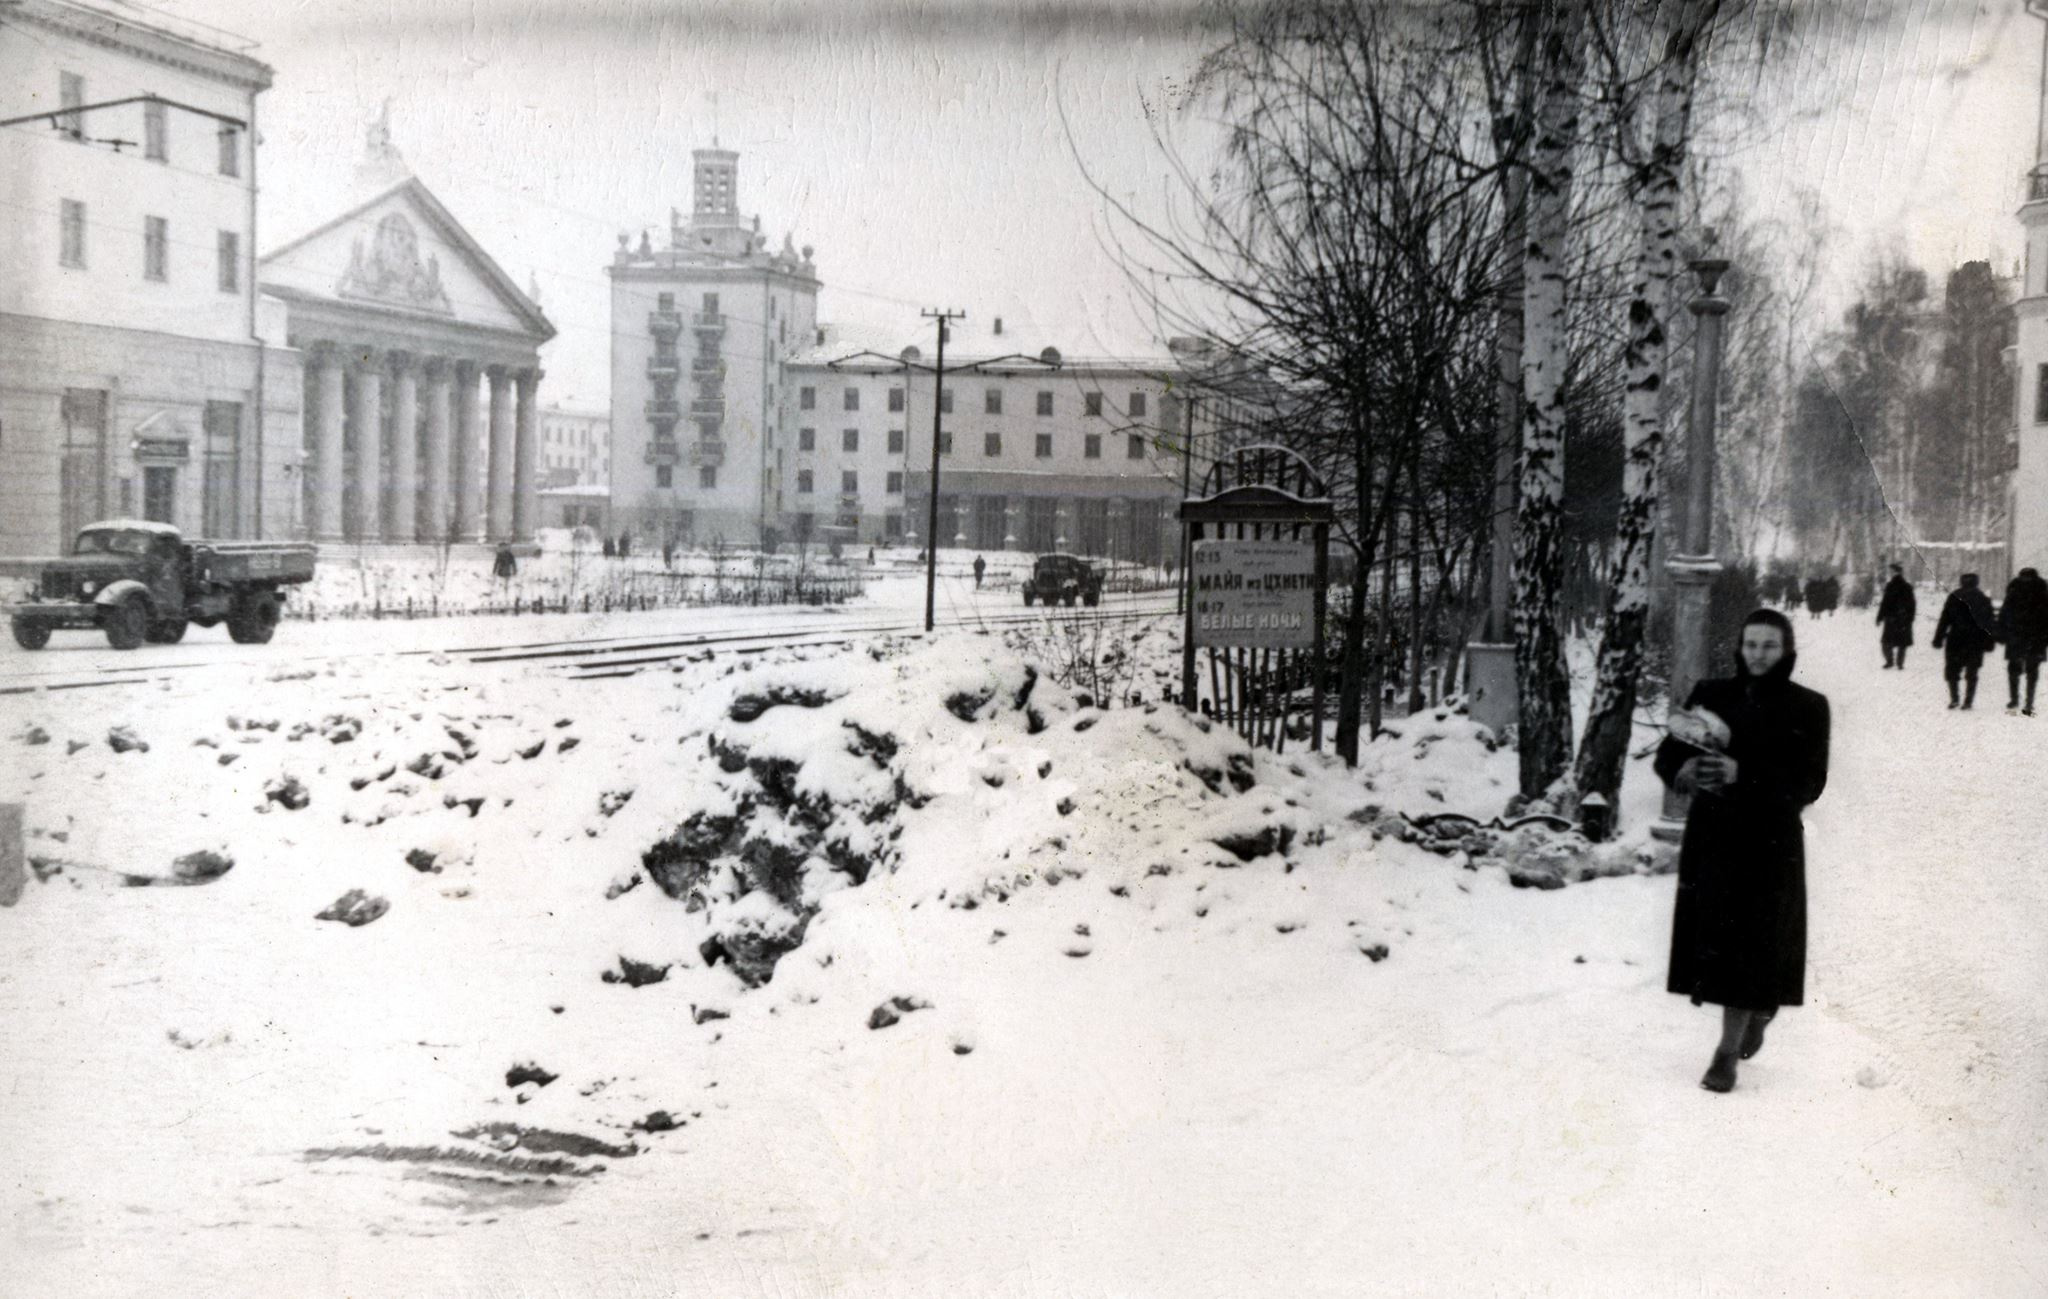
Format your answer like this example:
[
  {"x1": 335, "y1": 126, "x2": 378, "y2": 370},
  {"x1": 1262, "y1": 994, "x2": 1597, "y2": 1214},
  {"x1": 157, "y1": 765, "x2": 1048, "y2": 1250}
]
[{"x1": 1733, "y1": 607, "x2": 1798, "y2": 685}]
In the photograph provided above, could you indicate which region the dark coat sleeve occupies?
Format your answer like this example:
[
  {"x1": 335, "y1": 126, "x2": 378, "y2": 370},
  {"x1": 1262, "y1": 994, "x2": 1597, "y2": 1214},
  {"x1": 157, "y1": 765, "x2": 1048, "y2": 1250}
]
[
  {"x1": 1932, "y1": 595, "x2": 1956, "y2": 649},
  {"x1": 1737, "y1": 692, "x2": 1830, "y2": 813}
]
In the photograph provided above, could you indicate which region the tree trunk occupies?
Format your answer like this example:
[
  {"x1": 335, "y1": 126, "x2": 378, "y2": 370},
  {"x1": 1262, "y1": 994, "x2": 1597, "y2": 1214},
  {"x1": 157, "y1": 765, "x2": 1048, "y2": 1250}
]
[
  {"x1": 1573, "y1": 0, "x2": 1712, "y2": 821},
  {"x1": 1407, "y1": 439, "x2": 1426, "y2": 716},
  {"x1": 1335, "y1": 548, "x2": 1371, "y2": 764},
  {"x1": 1511, "y1": 0, "x2": 1586, "y2": 803}
]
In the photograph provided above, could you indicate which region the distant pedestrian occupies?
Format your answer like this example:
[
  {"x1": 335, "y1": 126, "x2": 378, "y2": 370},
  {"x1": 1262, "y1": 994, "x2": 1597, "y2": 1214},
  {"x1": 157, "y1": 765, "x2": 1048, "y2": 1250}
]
[
  {"x1": 1931, "y1": 572, "x2": 1998, "y2": 710},
  {"x1": 867, "y1": 546, "x2": 876, "y2": 565},
  {"x1": 2000, "y1": 566, "x2": 2048, "y2": 716},
  {"x1": 1783, "y1": 577, "x2": 1804, "y2": 615},
  {"x1": 1655, "y1": 608, "x2": 1830, "y2": 1095},
  {"x1": 1876, "y1": 564, "x2": 1915, "y2": 668},
  {"x1": 1822, "y1": 575, "x2": 1842, "y2": 615},
  {"x1": 492, "y1": 541, "x2": 517, "y2": 585},
  {"x1": 603, "y1": 535, "x2": 616, "y2": 559},
  {"x1": 1802, "y1": 576, "x2": 1828, "y2": 620},
  {"x1": 972, "y1": 554, "x2": 986, "y2": 588},
  {"x1": 617, "y1": 532, "x2": 632, "y2": 559}
]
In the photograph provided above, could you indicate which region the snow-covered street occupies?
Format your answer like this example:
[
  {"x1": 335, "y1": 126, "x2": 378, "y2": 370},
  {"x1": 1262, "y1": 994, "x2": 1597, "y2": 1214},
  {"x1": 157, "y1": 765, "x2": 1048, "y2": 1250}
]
[{"x1": 1, "y1": 595, "x2": 2041, "y2": 1297}]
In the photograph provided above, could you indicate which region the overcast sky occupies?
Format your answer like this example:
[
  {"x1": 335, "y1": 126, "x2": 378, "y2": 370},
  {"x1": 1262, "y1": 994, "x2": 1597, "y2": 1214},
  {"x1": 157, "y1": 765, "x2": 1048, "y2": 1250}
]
[{"x1": 104, "y1": 0, "x2": 2045, "y2": 407}]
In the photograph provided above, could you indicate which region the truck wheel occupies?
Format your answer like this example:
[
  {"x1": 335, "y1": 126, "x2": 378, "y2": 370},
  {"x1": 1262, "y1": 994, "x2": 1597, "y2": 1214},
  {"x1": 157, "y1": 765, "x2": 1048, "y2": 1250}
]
[
  {"x1": 104, "y1": 597, "x2": 147, "y2": 650},
  {"x1": 11, "y1": 619, "x2": 50, "y2": 651},
  {"x1": 146, "y1": 618, "x2": 188, "y2": 644},
  {"x1": 229, "y1": 592, "x2": 279, "y2": 645}
]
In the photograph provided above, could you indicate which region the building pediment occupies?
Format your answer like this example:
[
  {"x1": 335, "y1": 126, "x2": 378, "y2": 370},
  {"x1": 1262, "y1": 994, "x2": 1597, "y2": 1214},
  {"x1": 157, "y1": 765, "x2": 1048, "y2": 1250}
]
[{"x1": 260, "y1": 179, "x2": 554, "y2": 343}]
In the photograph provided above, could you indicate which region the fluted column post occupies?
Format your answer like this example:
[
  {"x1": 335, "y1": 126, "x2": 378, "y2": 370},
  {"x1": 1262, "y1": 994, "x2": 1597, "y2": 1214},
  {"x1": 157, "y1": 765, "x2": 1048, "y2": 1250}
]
[
  {"x1": 389, "y1": 352, "x2": 420, "y2": 543},
  {"x1": 453, "y1": 361, "x2": 482, "y2": 541},
  {"x1": 485, "y1": 364, "x2": 514, "y2": 541},
  {"x1": 422, "y1": 358, "x2": 453, "y2": 543},
  {"x1": 349, "y1": 348, "x2": 385, "y2": 543},
  {"x1": 310, "y1": 342, "x2": 346, "y2": 541},
  {"x1": 513, "y1": 366, "x2": 541, "y2": 541}
]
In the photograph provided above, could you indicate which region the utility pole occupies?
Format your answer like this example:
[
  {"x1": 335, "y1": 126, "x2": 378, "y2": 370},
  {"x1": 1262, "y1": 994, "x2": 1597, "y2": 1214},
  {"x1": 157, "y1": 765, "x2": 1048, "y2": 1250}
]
[
  {"x1": 1177, "y1": 395, "x2": 1198, "y2": 615},
  {"x1": 921, "y1": 309, "x2": 964, "y2": 632}
]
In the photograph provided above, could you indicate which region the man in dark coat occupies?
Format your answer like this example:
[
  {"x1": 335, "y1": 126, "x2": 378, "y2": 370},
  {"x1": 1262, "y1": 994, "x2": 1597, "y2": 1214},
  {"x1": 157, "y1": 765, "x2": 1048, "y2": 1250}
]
[
  {"x1": 2001, "y1": 566, "x2": 2048, "y2": 716},
  {"x1": 1931, "y1": 573, "x2": 1998, "y2": 710},
  {"x1": 1656, "y1": 609, "x2": 1830, "y2": 1094},
  {"x1": 1876, "y1": 564, "x2": 1915, "y2": 667},
  {"x1": 1801, "y1": 575, "x2": 1827, "y2": 621}
]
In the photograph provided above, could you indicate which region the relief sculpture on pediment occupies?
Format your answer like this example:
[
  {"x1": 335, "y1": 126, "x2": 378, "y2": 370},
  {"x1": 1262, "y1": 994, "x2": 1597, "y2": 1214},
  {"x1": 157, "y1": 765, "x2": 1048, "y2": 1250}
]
[{"x1": 337, "y1": 213, "x2": 453, "y2": 315}]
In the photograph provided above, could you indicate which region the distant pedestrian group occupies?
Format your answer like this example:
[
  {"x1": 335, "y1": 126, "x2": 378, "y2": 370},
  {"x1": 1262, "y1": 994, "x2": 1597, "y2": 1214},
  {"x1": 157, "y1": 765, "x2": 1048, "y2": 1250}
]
[{"x1": 1882, "y1": 563, "x2": 2048, "y2": 717}]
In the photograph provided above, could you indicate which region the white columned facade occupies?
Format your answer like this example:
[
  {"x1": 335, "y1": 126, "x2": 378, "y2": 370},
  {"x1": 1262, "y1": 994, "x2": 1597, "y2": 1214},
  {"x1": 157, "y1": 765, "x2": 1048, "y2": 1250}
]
[
  {"x1": 513, "y1": 367, "x2": 541, "y2": 540},
  {"x1": 389, "y1": 353, "x2": 421, "y2": 542},
  {"x1": 423, "y1": 358, "x2": 453, "y2": 543},
  {"x1": 455, "y1": 361, "x2": 484, "y2": 541},
  {"x1": 349, "y1": 350, "x2": 385, "y2": 542},
  {"x1": 486, "y1": 364, "x2": 515, "y2": 541},
  {"x1": 312, "y1": 345, "x2": 347, "y2": 541}
]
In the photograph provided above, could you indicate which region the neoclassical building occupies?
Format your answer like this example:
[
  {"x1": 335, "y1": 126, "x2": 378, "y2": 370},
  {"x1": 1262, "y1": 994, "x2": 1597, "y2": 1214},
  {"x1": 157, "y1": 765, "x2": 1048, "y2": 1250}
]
[
  {"x1": 2014, "y1": 10, "x2": 2048, "y2": 568},
  {"x1": 260, "y1": 128, "x2": 554, "y2": 544}
]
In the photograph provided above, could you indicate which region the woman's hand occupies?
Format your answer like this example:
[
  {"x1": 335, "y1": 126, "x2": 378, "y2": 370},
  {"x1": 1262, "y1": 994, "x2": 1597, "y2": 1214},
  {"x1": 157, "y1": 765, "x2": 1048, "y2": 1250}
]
[
  {"x1": 1675, "y1": 757, "x2": 1701, "y2": 795},
  {"x1": 1694, "y1": 755, "x2": 1739, "y2": 793}
]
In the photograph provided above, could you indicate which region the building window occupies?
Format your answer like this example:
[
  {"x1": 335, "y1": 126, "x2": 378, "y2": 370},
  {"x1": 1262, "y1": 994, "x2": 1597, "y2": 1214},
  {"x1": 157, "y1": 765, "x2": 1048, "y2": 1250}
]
[
  {"x1": 797, "y1": 469, "x2": 814, "y2": 493},
  {"x1": 939, "y1": 432, "x2": 952, "y2": 455},
  {"x1": 1085, "y1": 391, "x2": 1103, "y2": 417},
  {"x1": 889, "y1": 387, "x2": 904, "y2": 413},
  {"x1": 888, "y1": 428, "x2": 904, "y2": 453},
  {"x1": 985, "y1": 388, "x2": 1002, "y2": 415},
  {"x1": 1037, "y1": 390, "x2": 1054, "y2": 416},
  {"x1": 59, "y1": 200, "x2": 86, "y2": 268},
  {"x1": 800, "y1": 386, "x2": 816, "y2": 410},
  {"x1": 2037, "y1": 364, "x2": 2048, "y2": 425},
  {"x1": 700, "y1": 464, "x2": 717, "y2": 489},
  {"x1": 886, "y1": 471, "x2": 903, "y2": 494},
  {"x1": 1130, "y1": 391, "x2": 1148, "y2": 418},
  {"x1": 885, "y1": 514, "x2": 903, "y2": 539},
  {"x1": 702, "y1": 291, "x2": 719, "y2": 314},
  {"x1": 984, "y1": 432, "x2": 1002, "y2": 457},
  {"x1": 59, "y1": 72, "x2": 84, "y2": 139},
  {"x1": 217, "y1": 126, "x2": 240, "y2": 177},
  {"x1": 144, "y1": 216, "x2": 168, "y2": 282},
  {"x1": 799, "y1": 427, "x2": 816, "y2": 451},
  {"x1": 1035, "y1": 433, "x2": 1053, "y2": 459},
  {"x1": 658, "y1": 292, "x2": 675, "y2": 312},
  {"x1": 1128, "y1": 434, "x2": 1146, "y2": 460},
  {"x1": 940, "y1": 387, "x2": 953, "y2": 414},
  {"x1": 842, "y1": 469, "x2": 859, "y2": 494},
  {"x1": 655, "y1": 464, "x2": 673, "y2": 488},
  {"x1": 144, "y1": 100, "x2": 167, "y2": 161},
  {"x1": 1084, "y1": 433, "x2": 1101, "y2": 459},
  {"x1": 217, "y1": 230, "x2": 239, "y2": 293},
  {"x1": 842, "y1": 428, "x2": 859, "y2": 452},
  {"x1": 844, "y1": 387, "x2": 860, "y2": 411}
]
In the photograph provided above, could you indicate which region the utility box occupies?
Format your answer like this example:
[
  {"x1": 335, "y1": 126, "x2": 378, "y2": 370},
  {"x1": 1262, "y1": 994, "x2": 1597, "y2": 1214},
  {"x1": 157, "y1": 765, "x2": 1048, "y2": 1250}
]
[{"x1": 1466, "y1": 642, "x2": 1518, "y2": 739}]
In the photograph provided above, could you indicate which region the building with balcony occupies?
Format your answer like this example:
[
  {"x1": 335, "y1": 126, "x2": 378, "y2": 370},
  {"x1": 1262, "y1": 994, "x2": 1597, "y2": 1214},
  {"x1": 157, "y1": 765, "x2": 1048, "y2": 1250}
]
[
  {"x1": 607, "y1": 146, "x2": 820, "y2": 546},
  {"x1": 0, "y1": 0, "x2": 300, "y2": 554}
]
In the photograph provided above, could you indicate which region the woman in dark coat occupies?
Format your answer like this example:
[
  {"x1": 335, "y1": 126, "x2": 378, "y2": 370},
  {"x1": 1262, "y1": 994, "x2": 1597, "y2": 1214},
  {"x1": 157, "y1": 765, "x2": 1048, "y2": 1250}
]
[
  {"x1": 2002, "y1": 566, "x2": 2048, "y2": 715},
  {"x1": 1930, "y1": 572, "x2": 1998, "y2": 709},
  {"x1": 1876, "y1": 564, "x2": 1915, "y2": 667},
  {"x1": 1655, "y1": 609, "x2": 1831, "y2": 1093}
]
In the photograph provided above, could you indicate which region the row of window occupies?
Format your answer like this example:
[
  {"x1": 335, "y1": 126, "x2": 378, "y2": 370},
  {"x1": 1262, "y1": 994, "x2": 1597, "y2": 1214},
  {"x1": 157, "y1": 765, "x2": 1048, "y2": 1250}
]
[
  {"x1": 795, "y1": 426, "x2": 1149, "y2": 460},
  {"x1": 792, "y1": 470, "x2": 901, "y2": 495},
  {"x1": 57, "y1": 200, "x2": 241, "y2": 291},
  {"x1": 60, "y1": 73, "x2": 241, "y2": 175},
  {"x1": 798, "y1": 385, "x2": 1145, "y2": 418},
  {"x1": 653, "y1": 464, "x2": 717, "y2": 489}
]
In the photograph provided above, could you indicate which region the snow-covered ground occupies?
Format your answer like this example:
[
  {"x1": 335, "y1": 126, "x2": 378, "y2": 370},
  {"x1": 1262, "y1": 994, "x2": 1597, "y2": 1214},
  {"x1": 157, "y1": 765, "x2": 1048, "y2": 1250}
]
[{"x1": 0, "y1": 598, "x2": 2040, "y2": 1297}]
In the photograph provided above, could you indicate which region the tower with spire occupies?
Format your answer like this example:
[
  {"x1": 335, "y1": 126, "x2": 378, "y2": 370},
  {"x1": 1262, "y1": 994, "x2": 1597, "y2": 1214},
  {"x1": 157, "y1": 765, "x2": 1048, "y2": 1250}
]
[
  {"x1": 2012, "y1": 3, "x2": 2048, "y2": 569},
  {"x1": 606, "y1": 145, "x2": 820, "y2": 547}
]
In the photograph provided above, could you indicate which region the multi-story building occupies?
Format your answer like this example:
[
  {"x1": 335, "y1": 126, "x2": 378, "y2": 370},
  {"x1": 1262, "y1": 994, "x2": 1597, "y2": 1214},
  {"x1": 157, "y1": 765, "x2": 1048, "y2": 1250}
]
[
  {"x1": 2012, "y1": 2, "x2": 2048, "y2": 568},
  {"x1": 607, "y1": 147, "x2": 821, "y2": 547},
  {"x1": 0, "y1": 0, "x2": 300, "y2": 553},
  {"x1": 540, "y1": 401, "x2": 610, "y2": 489}
]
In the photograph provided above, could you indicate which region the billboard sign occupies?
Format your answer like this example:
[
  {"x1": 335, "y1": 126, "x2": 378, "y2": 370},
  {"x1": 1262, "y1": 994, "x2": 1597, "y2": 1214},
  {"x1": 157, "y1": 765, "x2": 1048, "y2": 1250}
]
[{"x1": 1191, "y1": 538, "x2": 1317, "y2": 649}]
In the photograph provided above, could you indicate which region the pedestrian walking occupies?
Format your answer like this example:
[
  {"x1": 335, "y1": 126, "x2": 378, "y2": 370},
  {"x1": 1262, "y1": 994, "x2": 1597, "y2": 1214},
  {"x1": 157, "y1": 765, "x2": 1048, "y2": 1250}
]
[
  {"x1": 1931, "y1": 572, "x2": 1998, "y2": 710},
  {"x1": 1802, "y1": 575, "x2": 1828, "y2": 621},
  {"x1": 1876, "y1": 564, "x2": 1915, "y2": 668},
  {"x1": 1655, "y1": 609, "x2": 1831, "y2": 1094},
  {"x1": 972, "y1": 554, "x2": 986, "y2": 588},
  {"x1": 2000, "y1": 566, "x2": 2048, "y2": 716},
  {"x1": 602, "y1": 535, "x2": 616, "y2": 560},
  {"x1": 1820, "y1": 574, "x2": 1841, "y2": 616},
  {"x1": 492, "y1": 541, "x2": 517, "y2": 587},
  {"x1": 1783, "y1": 576, "x2": 1804, "y2": 616}
]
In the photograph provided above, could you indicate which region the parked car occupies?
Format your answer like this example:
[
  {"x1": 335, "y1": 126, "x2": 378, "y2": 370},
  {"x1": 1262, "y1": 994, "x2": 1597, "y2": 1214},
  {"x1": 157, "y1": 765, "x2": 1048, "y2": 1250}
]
[
  {"x1": 8, "y1": 520, "x2": 316, "y2": 650},
  {"x1": 1022, "y1": 553, "x2": 1103, "y2": 607}
]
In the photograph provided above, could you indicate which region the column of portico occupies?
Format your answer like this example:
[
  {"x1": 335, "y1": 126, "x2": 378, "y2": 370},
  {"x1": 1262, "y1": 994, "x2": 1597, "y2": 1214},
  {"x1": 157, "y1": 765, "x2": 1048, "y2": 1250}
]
[
  {"x1": 454, "y1": 362, "x2": 483, "y2": 541},
  {"x1": 349, "y1": 348, "x2": 385, "y2": 542},
  {"x1": 485, "y1": 364, "x2": 515, "y2": 541},
  {"x1": 513, "y1": 367, "x2": 541, "y2": 541},
  {"x1": 422, "y1": 359, "x2": 454, "y2": 543},
  {"x1": 310, "y1": 343, "x2": 346, "y2": 541},
  {"x1": 388, "y1": 352, "x2": 420, "y2": 543}
]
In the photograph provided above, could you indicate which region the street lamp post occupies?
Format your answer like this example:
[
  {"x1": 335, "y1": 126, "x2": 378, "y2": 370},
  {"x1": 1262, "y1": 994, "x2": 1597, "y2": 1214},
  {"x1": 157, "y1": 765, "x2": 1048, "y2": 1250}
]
[{"x1": 1653, "y1": 236, "x2": 1733, "y2": 843}]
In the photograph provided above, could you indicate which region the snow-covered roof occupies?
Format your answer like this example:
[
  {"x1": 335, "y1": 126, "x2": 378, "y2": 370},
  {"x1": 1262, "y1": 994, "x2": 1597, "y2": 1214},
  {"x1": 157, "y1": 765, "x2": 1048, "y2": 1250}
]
[
  {"x1": 79, "y1": 519, "x2": 183, "y2": 536},
  {"x1": 539, "y1": 483, "x2": 610, "y2": 498}
]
